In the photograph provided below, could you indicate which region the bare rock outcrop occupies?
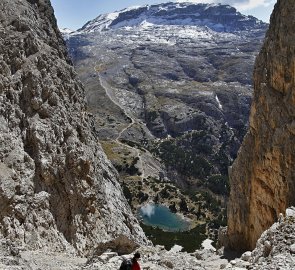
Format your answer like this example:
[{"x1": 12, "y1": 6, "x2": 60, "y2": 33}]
[
  {"x1": 222, "y1": 208, "x2": 295, "y2": 270},
  {"x1": 0, "y1": 0, "x2": 147, "y2": 255},
  {"x1": 247, "y1": 208, "x2": 295, "y2": 269},
  {"x1": 227, "y1": 0, "x2": 295, "y2": 251}
]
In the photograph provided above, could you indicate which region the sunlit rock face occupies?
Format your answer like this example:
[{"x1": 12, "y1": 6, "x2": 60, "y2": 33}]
[
  {"x1": 0, "y1": 0, "x2": 148, "y2": 255},
  {"x1": 227, "y1": 0, "x2": 295, "y2": 251}
]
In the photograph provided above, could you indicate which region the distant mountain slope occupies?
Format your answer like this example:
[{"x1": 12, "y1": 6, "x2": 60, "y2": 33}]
[
  {"x1": 77, "y1": 2, "x2": 264, "y2": 33},
  {"x1": 64, "y1": 2, "x2": 268, "y2": 242}
]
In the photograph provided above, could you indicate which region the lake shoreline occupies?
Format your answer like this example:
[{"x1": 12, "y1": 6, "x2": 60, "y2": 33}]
[{"x1": 137, "y1": 203, "x2": 192, "y2": 232}]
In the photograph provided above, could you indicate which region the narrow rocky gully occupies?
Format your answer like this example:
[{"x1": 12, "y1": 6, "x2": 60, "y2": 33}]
[{"x1": 1, "y1": 0, "x2": 295, "y2": 269}]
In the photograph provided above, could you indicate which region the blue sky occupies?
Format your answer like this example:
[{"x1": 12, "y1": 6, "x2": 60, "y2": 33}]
[{"x1": 50, "y1": 0, "x2": 276, "y2": 30}]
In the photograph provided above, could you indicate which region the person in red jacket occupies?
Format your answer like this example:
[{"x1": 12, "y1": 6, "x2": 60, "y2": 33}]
[{"x1": 131, "y1": 252, "x2": 141, "y2": 270}]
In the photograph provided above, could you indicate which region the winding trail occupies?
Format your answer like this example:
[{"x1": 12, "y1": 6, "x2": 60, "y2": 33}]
[
  {"x1": 98, "y1": 74, "x2": 135, "y2": 141},
  {"x1": 97, "y1": 72, "x2": 145, "y2": 180}
]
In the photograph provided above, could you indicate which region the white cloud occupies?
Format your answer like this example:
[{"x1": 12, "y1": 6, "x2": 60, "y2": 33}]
[
  {"x1": 175, "y1": 0, "x2": 276, "y2": 11},
  {"x1": 141, "y1": 204, "x2": 155, "y2": 218}
]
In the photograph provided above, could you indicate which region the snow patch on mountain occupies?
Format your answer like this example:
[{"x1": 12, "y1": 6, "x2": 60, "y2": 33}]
[
  {"x1": 106, "y1": 12, "x2": 120, "y2": 21},
  {"x1": 60, "y1": 27, "x2": 73, "y2": 34},
  {"x1": 60, "y1": 28, "x2": 74, "y2": 40}
]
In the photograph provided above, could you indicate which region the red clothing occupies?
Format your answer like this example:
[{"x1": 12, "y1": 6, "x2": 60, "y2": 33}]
[{"x1": 132, "y1": 260, "x2": 140, "y2": 270}]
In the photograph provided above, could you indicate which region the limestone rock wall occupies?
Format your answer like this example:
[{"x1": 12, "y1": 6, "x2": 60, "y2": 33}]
[
  {"x1": 227, "y1": 0, "x2": 295, "y2": 251},
  {"x1": 0, "y1": 0, "x2": 147, "y2": 255}
]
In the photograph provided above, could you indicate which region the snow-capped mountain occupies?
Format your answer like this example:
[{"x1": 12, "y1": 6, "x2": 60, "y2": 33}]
[
  {"x1": 65, "y1": 1, "x2": 268, "y2": 146},
  {"x1": 76, "y1": 2, "x2": 264, "y2": 34}
]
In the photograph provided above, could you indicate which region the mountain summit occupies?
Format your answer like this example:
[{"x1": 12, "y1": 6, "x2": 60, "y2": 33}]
[{"x1": 77, "y1": 2, "x2": 265, "y2": 33}]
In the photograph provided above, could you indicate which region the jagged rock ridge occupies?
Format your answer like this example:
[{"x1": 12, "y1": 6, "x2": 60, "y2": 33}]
[
  {"x1": 227, "y1": 0, "x2": 295, "y2": 251},
  {"x1": 0, "y1": 0, "x2": 147, "y2": 255}
]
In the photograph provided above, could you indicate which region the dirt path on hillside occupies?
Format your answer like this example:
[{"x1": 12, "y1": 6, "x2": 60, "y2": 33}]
[{"x1": 97, "y1": 72, "x2": 145, "y2": 180}]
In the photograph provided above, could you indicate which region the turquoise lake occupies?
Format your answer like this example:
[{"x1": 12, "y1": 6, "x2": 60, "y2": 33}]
[{"x1": 138, "y1": 204, "x2": 190, "y2": 232}]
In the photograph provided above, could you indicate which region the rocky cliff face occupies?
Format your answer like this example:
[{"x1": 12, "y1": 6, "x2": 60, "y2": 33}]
[
  {"x1": 227, "y1": 0, "x2": 295, "y2": 251},
  {"x1": 0, "y1": 0, "x2": 147, "y2": 255}
]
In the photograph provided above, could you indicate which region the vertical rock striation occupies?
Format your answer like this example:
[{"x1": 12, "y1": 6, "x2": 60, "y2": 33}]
[
  {"x1": 0, "y1": 0, "x2": 147, "y2": 255},
  {"x1": 227, "y1": 0, "x2": 295, "y2": 251}
]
